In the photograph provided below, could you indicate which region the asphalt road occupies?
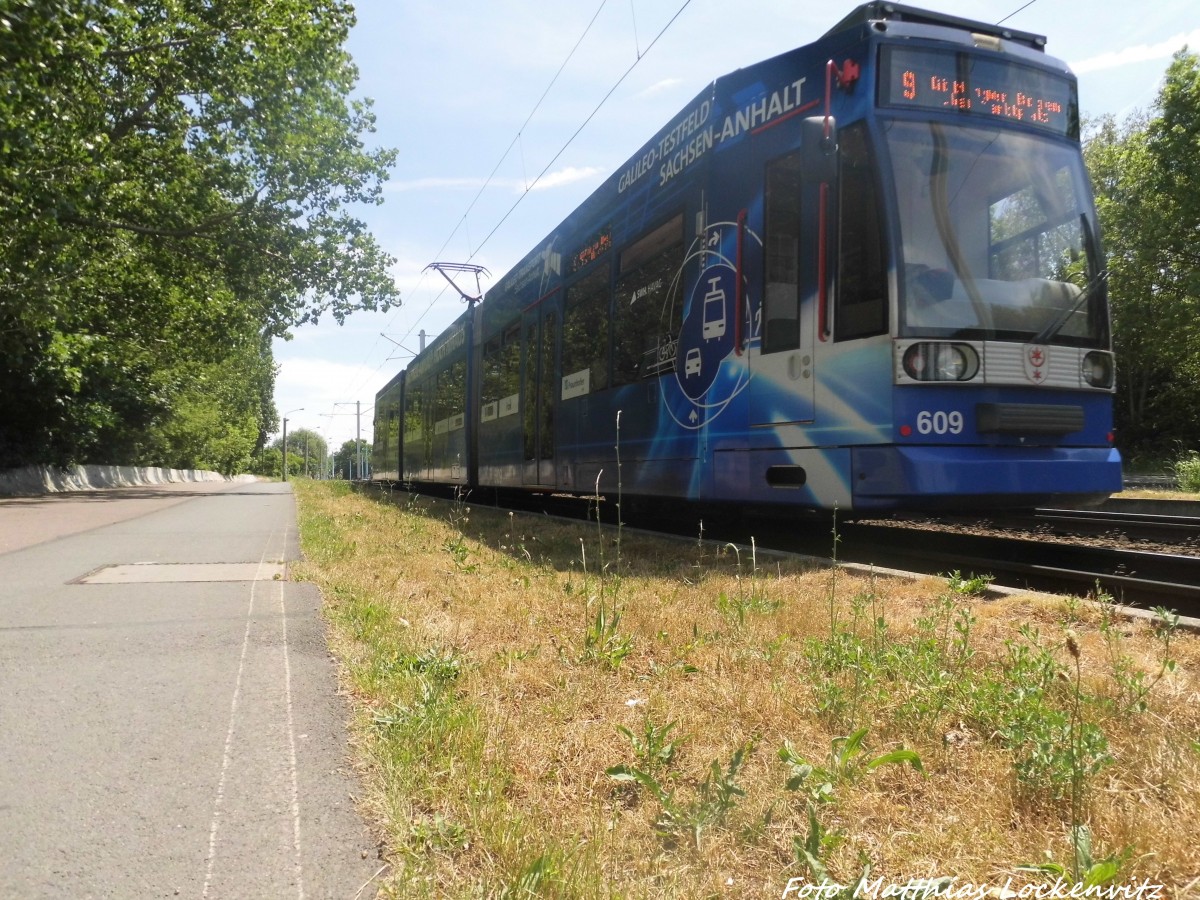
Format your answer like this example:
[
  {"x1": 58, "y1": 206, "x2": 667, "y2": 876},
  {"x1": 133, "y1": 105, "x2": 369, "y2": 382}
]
[{"x1": 0, "y1": 480, "x2": 380, "y2": 899}]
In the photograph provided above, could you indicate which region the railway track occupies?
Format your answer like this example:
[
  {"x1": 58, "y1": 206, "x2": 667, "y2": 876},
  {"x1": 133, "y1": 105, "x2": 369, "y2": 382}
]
[
  {"x1": 806, "y1": 498, "x2": 1200, "y2": 613},
  {"x1": 832, "y1": 523, "x2": 1200, "y2": 614},
  {"x1": 721, "y1": 498, "x2": 1200, "y2": 615},
  {"x1": 1032, "y1": 501, "x2": 1200, "y2": 543}
]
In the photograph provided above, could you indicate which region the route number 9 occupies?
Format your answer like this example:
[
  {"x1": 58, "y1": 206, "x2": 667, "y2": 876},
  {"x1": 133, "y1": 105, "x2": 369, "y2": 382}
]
[{"x1": 916, "y1": 410, "x2": 964, "y2": 435}]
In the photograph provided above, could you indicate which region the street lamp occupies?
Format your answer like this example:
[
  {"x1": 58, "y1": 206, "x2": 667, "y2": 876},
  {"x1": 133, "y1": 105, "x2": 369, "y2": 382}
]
[{"x1": 282, "y1": 408, "x2": 304, "y2": 482}]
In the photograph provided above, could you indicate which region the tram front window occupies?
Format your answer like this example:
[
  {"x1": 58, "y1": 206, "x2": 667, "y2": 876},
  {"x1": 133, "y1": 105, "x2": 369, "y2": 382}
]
[{"x1": 884, "y1": 120, "x2": 1106, "y2": 347}]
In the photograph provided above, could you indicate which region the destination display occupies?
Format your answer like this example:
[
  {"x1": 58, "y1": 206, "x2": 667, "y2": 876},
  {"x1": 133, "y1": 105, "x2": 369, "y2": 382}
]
[{"x1": 878, "y1": 45, "x2": 1077, "y2": 136}]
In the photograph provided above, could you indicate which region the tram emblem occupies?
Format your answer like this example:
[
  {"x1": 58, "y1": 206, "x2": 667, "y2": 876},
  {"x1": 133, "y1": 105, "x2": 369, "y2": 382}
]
[
  {"x1": 701, "y1": 276, "x2": 727, "y2": 340},
  {"x1": 663, "y1": 219, "x2": 760, "y2": 429},
  {"x1": 1024, "y1": 344, "x2": 1048, "y2": 384}
]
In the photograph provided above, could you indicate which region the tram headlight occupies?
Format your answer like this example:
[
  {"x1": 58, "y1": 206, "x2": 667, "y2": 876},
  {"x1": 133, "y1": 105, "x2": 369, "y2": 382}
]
[
  {"x1": 902, "y1": 342, "x2": 979, "y2": 382},
  {"x1": 1082, "y1": 351, "x2": 1114, "y2": 388}
]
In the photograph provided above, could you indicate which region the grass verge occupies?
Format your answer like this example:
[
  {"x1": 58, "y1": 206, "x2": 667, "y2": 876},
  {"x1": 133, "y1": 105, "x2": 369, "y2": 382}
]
[{"x1": 292, "y1": 479, "x2": 1200, "y2": 899}]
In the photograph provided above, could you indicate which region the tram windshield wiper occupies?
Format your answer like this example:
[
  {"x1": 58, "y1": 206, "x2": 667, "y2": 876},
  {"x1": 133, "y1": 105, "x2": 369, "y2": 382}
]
[{"x1": 1031, "y1": 269, "x2": 1107, "y2": 346}]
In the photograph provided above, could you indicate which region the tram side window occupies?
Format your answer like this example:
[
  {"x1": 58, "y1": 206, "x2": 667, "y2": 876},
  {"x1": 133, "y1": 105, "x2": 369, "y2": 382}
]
[
  {"x1": 404, "y1": 382, "x2": 427, "y2": 471},
  {"x1": 436, "y1": 360, "x2": 465, "y2": 427},
  {"x1": 435, "y1": 369, "x2": 450, "y2": 426},
  {"x1": 539, "y1": 312, "x2": 557, "y2": 459},
  {"x1": 523, "y1": 319, "x2": 537, "y2": 460},
  {"x1": 615, "y1": 214, "x2": 684, "y2": 382},
  {"x1": 836, "y1": 124, "x2": 887, "y2": 341},
  {"x1": 763, "y1": 154, "x2": 803, "y2": 354},
  {"x1": 404, "y1": 385, "x2": 424, "y2": 441},
  {"x1": 482, "y1": 336, "x2": 502, "y2": 407},
  {"x1": 501, "y1": 322, "x2": 520, "y2": 403},
  {"x1": 482, "y1": 324, "x2": 521, "y2": 413},
  {"x1": 386, "y1": 394, "x2": 400, "y2": 454},
  {"x1": 562, "y1": 267, "x2": 611, "y2": 395},
  {"x1": 451, "y1": 360, "x2": 466, "y2": 415}
]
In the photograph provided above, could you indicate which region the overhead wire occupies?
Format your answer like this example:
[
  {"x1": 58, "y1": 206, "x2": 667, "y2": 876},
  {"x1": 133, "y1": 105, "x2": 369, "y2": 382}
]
[
  {"x1": 342, "y1": 0, "x2": 694, "y2": 414},
  {"x1": 463, "y1": 0, "x2": 695, "y2": 264},
  {"x1": 997, "y1": 0, "x2": 1039, "y2": 26},
  {"x1": 338, "y1": 0, "x2": 614, "y2": 406}
]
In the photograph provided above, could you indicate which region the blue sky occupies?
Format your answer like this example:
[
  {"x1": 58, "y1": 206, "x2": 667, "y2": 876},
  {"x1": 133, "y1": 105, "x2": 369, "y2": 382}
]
[{"x1": 274, "y1": 0, "x2": 1200, "y2": 451}]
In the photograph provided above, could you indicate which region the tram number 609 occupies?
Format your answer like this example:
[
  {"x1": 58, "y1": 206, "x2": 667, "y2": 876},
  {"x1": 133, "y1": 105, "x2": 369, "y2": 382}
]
[{"x1": 916, "y1": 410, "x2": 964, "y2": 435}]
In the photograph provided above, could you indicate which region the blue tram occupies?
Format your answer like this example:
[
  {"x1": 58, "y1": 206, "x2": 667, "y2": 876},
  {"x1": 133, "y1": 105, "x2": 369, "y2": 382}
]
[{"x1": 372, "y1": 2, "x2": 1122, "y2": 513}]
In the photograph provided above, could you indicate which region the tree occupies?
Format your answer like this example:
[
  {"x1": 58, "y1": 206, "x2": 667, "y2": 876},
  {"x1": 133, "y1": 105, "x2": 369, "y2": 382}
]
[
  {"x1": 1144, "y1": 51, "x2": 1200, "y2": 452},
  {"x1": 145, "y1": 348, "x2": 273, "y2": 476},
  {"x1": 1084, "y1": 51, "x2": 1200, "y2": 459},
  {"x1": 272, "y1": 427, "x2": 327, "y2": 479},
  {"x1": 333, "y1": 438, "x2": 369, "y2": 480},
  {"x1": 0, "y1": 0, "x2": 398, "y2": 468}
]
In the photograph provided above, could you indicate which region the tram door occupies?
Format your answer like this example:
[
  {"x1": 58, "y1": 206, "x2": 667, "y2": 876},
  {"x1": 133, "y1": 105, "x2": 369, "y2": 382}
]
[
  {"x1": 522, "y1": 298, "x2": 559, "y2": 485},
  {"x1": 750, "y1": 150, "x2": 817, "y2": 425}
]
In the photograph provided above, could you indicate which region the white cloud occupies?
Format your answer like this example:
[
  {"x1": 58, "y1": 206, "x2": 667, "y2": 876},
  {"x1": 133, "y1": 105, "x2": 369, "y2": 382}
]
[
  {"x1": 385, "y1": 165, "x2": 604, "y2": 195},
  {"x1": 636, "y1": 77, "x2": 684, "y2": 98},
  {"x1": 1072, "y1": 29, "x2": 1200, "y2": 74},
  {"x1": 273, "y1": 355, "x2": 394, "y2": 447},
  {"x1": 527, "y1": 165, "x2": 605, "y2": 191},
  {"x1": 386, "y1": 176, "x2": 486, "y2": 192}
]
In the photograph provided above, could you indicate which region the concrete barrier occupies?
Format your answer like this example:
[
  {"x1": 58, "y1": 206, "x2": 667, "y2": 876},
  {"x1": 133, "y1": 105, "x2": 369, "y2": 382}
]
[{"x1": 0, "y1": 464, "x2": 257, "y2": 496}]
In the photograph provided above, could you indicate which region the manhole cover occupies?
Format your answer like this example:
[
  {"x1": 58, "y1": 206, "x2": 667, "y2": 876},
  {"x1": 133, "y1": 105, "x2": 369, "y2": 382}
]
[{"x1": 77, "y1": 562, "x2": 286, "y2": 584}]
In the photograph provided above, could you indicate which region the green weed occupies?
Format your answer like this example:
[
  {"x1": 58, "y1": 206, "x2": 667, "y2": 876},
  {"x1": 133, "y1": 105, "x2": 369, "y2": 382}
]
[
  {"x1": 443, "y1": 488, "x2": 476, "y2": 572},
  {"x1": 781, "y1": 729, "x2": 922, "y2": 890},
  {"x1": 780, "y1": 727, "x2": 923, "y2": 804},
  {"x1": 1018, "y1": 824, "x2": 1134, "y2": 889},
  {"x1": 611, "y1": 716, "x2": 680, "y2": 777},
  {"x1": 944, "y1": 569, "x2": 994, "y2": 596},
  {"x1": 406, "y1": 813, "x2": 468, "y2": 856},
  {"x1": 582, "y1": 600, "x2": 633, "y2": 671},
  {"x1": 498, "y1": 850, "x2": 563, "y2": 899},
  {"x1": 608, "y1": 741, "x2": 754, "y2": 851}
]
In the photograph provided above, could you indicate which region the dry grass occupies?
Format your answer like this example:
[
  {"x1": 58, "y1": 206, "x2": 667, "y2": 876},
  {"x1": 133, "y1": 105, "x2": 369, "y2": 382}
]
[
  {"x1": 292, "y1": 480, "x2": 1200, "y2": 899},
  {"x1": 1114, "y1": 489, "x2": 1198, "y2": 501}
]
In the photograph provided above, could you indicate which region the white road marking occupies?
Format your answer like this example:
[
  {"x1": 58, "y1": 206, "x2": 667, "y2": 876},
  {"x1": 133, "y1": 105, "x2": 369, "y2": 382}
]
[{"x1": 202, "y1": 527, "x2": 305, "y2": 898}]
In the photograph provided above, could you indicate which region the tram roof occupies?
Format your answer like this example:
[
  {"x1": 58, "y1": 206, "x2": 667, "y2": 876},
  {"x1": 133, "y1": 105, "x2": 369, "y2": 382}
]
[{"x1": 825, "y1": 2, "x2": 1048, "y2": 51}]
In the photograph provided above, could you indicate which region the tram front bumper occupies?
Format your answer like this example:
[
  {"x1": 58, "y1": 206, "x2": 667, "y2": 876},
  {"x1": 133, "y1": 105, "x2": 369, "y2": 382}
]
[{"x1": 850, "y1": 445, "x2": 1123, "y2": 511}]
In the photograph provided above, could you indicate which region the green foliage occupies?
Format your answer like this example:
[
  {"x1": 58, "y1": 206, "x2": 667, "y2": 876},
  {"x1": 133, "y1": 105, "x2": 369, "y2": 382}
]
[
  {"x1": 390, "y1": 647, "x2": 464, "y2": 684},
  {"x1": 268, "y1": 428, "x2": 329, "y2": 479},
  {"x1": 800, "y1": 582, "x2": 1164, "y2": 812},
  {"x1": 715, "y1": 540, "x2": 781, "y2": 624},
  {"x1": 966, "y1": 626, "x2": 1114, "y2": 804},
  {"x1": 806, "y1": 587, "x2": 977, "y2": 730},
  {"x1": 1084, "y1": 51, "x2": 1200, "y2": 455},
  {"x1": 1174, "y1": 451, "x2": 1200, "y2": 493},
  {"x1": 333, "y1": 439, "x2": 370, "y2": 479},
  {"x1": 0, "y1": 0, "x2": 398, "y2": 468},
  {"x1": 1099, "y1": 603, "x2": 1180, "y2": 716},
  {"x1": 498, "y1": 851, "x2": 564, "y2": 899},
  {"x1": 660, "y1": 743, "x2": 753, "y2": 850},
  {"x1": 406, "y1": 813, "x2": 468, "y2": 856},
  {"x1": 442, "y1": 490, "x2": 477, "y2": 572},
  {"x1": 792, "y1": 802, "x2": 849, "y2": 889}
]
